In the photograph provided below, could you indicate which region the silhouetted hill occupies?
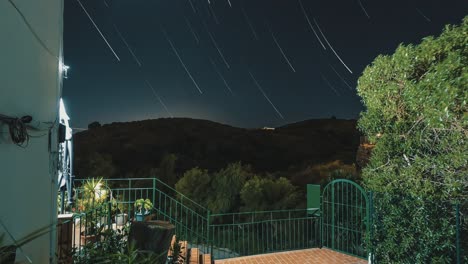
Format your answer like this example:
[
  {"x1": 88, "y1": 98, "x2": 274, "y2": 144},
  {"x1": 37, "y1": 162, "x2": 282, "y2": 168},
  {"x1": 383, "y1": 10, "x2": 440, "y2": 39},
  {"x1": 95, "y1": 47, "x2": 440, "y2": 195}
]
[{"x1": 73, "y1": 118, "x2": 360, "y2": 182}]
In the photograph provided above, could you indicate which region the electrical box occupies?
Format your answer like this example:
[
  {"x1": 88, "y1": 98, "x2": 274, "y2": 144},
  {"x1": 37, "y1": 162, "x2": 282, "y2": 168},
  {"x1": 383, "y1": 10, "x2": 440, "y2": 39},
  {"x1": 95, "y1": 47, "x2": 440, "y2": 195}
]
[{"x1": 307, "y1": 184, "x2": 320, "y2": 216}]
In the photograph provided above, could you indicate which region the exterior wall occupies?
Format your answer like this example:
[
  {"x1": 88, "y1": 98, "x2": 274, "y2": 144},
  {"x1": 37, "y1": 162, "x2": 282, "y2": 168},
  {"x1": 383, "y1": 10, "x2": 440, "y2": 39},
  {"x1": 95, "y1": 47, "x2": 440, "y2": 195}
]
[{"x1": 0, "y1": 0, "x2": 63, "y2": 263}]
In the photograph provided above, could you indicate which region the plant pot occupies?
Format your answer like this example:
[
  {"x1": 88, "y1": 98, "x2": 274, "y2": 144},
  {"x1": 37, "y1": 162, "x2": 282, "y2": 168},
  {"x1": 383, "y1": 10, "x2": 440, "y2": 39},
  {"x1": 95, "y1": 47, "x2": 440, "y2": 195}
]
[
  {"x1": 135, "y1": 211, "x2": 151, "y2": 222},
  {"x1": 115, "y1": 213, "x2": 128, "y2": 226},
  {"x1": 80, "y1": 233, "x2": 97, "y2": 245},
  {"x1": 0, "y1": 245, "x2": 16, "y2": 264},
  {"x1": 128, "y1": 221, "x2": 175, "y2": 255},
  {"x1": 135, "y1": 213, "x2": 145, "y2": 222}
]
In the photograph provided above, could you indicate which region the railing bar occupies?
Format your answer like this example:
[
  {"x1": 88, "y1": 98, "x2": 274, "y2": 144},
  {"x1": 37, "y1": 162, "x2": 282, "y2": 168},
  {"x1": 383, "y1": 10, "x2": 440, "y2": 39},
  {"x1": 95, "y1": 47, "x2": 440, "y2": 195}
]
[
  {"x1": 169, "y1": 198, "x2": 172, "y2": 221},
  {"x1": 227, "y1": 224, "x2": 230, "y2": 259},
  {"x1": 74, "y1": 178, "x2": 208, "y2": 211},
  {"x1": 304, "y1": 218, "x2": 307, "y2": 249},
  {"x1": 295, "y1": 218, "x2": 297, "y2": 250},
  {"x1": 257, "y1": 220, "x2": 260, "y2": 254},
  {"x1": 210, "y1": 208, "x2": 309, "y2": 217},
  {"x1": 354, "y1": 186, "x2": 358, "y2": 255},
  {"x1": 306, "y1": 214, "x2": 309, "y2": 248}
]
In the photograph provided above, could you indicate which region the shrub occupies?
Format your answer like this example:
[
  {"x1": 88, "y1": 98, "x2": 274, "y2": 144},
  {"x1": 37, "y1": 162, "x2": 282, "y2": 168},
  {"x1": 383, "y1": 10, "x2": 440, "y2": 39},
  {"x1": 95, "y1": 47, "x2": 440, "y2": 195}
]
[{"x1": 357, "y1": 17, "x2": 467, "y2": 263}]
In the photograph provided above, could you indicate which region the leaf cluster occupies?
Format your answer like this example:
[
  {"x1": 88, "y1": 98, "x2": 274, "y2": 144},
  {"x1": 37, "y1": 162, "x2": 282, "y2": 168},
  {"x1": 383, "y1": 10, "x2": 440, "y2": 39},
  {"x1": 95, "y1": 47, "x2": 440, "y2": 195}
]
[{"x1": 357, "y1": 17, "x2": 468, "y2": 263}]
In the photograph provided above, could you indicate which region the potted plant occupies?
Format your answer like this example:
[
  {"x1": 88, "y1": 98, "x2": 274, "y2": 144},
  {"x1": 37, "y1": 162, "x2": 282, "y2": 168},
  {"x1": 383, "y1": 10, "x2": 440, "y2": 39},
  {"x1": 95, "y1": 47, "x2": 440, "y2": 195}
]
[
  {"x1": 134, "y1": 199, "x2": 153, "y2": 222},
  {"x1": 76, "y1": 178, "x2": 109, "y2": 244},
  {"x1": 114, "y1": 199, "x2": 128, "y2": 226},
  {"x1": 76, "y1": 178, "x2": 108, "y2": 213}
]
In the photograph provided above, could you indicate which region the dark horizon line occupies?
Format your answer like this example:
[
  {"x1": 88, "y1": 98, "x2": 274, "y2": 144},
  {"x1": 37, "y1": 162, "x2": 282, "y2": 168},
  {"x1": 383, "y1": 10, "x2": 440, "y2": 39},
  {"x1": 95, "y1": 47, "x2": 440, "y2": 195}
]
[{"x1": 73, "y1": 115, "x2": 358, "y2": 132}]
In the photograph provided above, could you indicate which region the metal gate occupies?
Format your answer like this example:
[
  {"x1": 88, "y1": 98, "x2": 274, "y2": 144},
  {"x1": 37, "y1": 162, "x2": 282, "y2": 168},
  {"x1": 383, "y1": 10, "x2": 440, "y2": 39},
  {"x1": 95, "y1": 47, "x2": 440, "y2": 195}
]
[{"x1": 322, "y1": 179, "x2": 369, "y2": 259}]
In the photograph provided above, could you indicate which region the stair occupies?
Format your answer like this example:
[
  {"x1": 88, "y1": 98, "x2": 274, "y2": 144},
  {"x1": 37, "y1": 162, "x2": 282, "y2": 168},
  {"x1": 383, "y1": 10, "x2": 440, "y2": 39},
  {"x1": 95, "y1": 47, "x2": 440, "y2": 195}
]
[
  {"x1": 167, "y1": 235, "x2": 189, "y2": 263},
  {"x1": 188, "y1": 247, "x2": 213, "y2": 264},
  {"x1": 189, "y1": 248, "x2": 199, "y2": 264},
  {"x1": 201, "y1": 254, "x2": 212, "y2": 264}
]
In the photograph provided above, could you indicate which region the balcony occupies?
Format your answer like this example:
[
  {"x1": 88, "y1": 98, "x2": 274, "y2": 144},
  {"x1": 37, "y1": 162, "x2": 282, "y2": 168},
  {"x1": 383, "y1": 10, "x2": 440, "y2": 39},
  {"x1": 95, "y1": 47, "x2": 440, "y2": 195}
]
[{"x1": 56, "y1": 177, "x2": 463, "y2": 264}]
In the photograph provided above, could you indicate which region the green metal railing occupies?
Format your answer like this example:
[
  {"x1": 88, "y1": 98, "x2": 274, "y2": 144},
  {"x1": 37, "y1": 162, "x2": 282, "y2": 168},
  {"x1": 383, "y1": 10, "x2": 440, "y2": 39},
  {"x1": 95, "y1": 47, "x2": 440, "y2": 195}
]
[
  {"x1": 67, "y1": 177, "x2": 465, "y2": 263},
  {"x1": 209, "y1": 209, "x2": 321, "y2": 259},
  {"x1": 73, "y1": 178, "x2": 212, "y2": 254},
  {"x1": 72, "y1": 201, "x2": 113, "y2": 256},
  {"x1": 74, "y1": 178, "x2": 207, "y2": 215}
]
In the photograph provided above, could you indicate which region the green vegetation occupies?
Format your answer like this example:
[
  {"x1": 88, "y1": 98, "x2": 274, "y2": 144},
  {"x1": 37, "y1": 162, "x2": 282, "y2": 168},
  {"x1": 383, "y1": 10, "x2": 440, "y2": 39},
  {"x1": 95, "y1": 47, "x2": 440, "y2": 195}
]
[
  {"x1": 77, "y1": 178, "x2": 109, "y2": 212},
  {"x1": 73, "y1": 226, "x2": 167, "y2": 264},
  {"x1": 240, "y1": 176, "x2": 300, "y2": 212},
  {"x1": 290, "y1": 160, "x2": 359, "y2": 186},
  {"x1": 357, "y1": 17, "x2": 467, "y2": 263},
  {"x1": 134, "y1": 199, "x2": 153, "y2": 214},
  {"x1": 176, "y1": 162, "x2": 304, "y2": 213}
]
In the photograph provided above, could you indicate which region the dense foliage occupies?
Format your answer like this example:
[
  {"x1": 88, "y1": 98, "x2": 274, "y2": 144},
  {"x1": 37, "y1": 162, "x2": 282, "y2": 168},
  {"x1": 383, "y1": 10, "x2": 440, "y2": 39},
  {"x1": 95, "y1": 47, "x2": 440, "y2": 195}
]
[
  {"x1": 240, "y1": 176, "x2": 300, "y2": 211},
  {"x1": 357, "y1": 17, "x2": 467, "y2": 263},
  {"x1": 290, "y1": 160, "x2": 359, "y2": 186},
  {"x1": 73, "y1": 227, "x2": 167, "y2": 264},
  {"x1": 175, "y1": 162, "x2": 303, "y2": 213}
]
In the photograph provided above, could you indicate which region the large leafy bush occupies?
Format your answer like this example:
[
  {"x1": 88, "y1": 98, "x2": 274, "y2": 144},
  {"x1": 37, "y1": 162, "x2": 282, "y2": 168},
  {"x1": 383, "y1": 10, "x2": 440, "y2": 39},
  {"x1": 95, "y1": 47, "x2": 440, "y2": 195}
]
[{"x1": 357, "y1": 17, "x2": 467, "y2": 263}]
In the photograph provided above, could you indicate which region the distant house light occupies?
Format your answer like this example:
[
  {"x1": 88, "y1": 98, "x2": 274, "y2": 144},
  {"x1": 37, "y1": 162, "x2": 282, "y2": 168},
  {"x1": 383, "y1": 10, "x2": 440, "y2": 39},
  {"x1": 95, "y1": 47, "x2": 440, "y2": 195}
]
[{"x1": 262, "y1": 127, "x2": 275, "y2": 131}]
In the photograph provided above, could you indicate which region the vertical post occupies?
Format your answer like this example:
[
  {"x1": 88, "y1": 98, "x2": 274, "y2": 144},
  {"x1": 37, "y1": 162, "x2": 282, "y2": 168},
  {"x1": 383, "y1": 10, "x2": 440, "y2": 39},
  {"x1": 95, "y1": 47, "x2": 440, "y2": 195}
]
[
  {"x1": 128, "y1": 179, "x2": 131, "y2": 219},
  {"x1": 456, "y1": 203, "x2": 460, "y2": 264},
  {"x1": 331, "y1": 183, "x2": 335, "y2": 250},
  {"x1": 152, "y1": 178, "x2": 156, "y2": 208},
  {"x1": 368, "y1": 191, "x2": 373, "y2": 263},
  {"x1": 288, "y1": 211, "x2": 291, "y2": 250},
  {"x1": 270, "y1": 212, "x2": 273, "y2": 251},
  {"x1": 207, "y1": 210, "x2": 211, "y2": 256},
  {"x1": 320, "y1": 192, "x2": 323, "y2": 248},
  {"x1": 108, "y1": 201, "x2": 112, "y2": 227}
]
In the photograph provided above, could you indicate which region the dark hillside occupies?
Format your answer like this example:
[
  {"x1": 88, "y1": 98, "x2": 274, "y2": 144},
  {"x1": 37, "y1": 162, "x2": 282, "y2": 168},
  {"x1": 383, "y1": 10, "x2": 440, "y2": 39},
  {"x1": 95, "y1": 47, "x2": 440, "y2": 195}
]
[{"x1": 74, "y1": 118, "x2": 360, "y2": 182}]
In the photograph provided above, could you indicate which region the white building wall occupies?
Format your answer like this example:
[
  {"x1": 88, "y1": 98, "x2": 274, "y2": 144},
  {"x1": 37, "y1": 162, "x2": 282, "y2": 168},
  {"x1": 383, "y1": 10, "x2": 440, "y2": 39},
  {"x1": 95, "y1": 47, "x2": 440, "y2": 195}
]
[{"x1": 0, "y1": 0, "x2": 63, "y2": 263}]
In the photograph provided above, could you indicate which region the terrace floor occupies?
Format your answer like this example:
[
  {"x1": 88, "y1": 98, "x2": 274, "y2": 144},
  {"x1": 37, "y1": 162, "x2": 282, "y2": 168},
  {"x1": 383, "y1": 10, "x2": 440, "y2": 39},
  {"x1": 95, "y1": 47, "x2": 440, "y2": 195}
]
[{"x1": 215, "y1": 248, "x2": 367, "y2": 264}]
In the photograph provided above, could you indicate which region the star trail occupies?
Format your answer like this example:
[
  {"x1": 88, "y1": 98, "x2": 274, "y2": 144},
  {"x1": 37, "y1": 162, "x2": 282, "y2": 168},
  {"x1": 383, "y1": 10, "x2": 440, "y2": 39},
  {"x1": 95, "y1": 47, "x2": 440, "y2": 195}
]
[{"x1": 62, "y1": 0, "x2": 467, "y2": 128}]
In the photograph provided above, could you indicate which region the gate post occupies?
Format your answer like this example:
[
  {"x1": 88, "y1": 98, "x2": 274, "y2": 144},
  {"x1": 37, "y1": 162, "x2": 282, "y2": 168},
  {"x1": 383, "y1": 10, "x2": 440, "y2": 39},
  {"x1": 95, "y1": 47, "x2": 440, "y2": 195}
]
[
  {"x1": 368, "y1": 191, "x2": 374, "y2": 263},
  {"x1": 320, "y1": 193, "x2": 323, "y2": 248},
  {"x1": 331, "y1": 183, "x2": 335, "y2": 250},
  {"x1": 456, "y1": 203, "x2": 460, "y2": 264}
]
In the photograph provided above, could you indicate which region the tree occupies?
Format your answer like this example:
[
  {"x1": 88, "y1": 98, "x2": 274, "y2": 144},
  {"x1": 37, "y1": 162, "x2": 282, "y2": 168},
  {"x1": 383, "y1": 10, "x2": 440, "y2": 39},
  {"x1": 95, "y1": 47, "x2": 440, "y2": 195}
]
[
  {"x1": 290, "y1": 160, "x2": 359, "y2": 186},
  {"x1": 151, "y1": 153, "x2": 178, "y2": 187},
  {"x1": 88, "y1": 121, "x2": 101, "y2": 129},
  {"x1": 357, "y1": 17, "x2": 467, "y2": 263},
  {"x1": 81, "y1": 152, "x2": 117, "y2": 179},
  {"x1": 175, "y1": 167, "x2": 211, "y2": 205},
  {"x1": 175, "y1": 162, "x2": 253, "y2": 213},
  {"x1": 240, "y1": 176, "x2": 300, "y2": 212},
  {"x1": 207, "y1": 162, "x2": 252, "y2": 213}
]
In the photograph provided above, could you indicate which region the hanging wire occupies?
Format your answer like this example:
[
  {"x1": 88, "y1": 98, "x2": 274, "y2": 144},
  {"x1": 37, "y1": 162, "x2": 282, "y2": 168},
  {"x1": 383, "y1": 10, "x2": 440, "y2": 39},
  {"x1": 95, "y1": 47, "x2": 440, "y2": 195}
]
[{"x1": 0, "y1": 114, "x2": 32, "y2": 147}]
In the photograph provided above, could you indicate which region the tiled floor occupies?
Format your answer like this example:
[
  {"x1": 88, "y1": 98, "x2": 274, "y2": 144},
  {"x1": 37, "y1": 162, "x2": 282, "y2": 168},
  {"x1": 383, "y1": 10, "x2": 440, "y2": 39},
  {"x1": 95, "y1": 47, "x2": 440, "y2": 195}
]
[{"x1": 215, "y1": 248, "x2": 367, "y2": 264}]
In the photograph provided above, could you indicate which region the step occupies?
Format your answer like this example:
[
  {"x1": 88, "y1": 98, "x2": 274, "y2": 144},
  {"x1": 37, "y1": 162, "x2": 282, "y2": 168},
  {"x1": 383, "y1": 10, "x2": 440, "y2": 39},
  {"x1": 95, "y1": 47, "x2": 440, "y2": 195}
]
[
  {"x1": 180, "y1": 241, "x2": 189, "y2": 263},
  {"x1": 202, "y1": 254, "x2": 212, "y2": 264},
  {"x1": 167, "y1": 235, "x2": 177, "y2": 258},
  {"x1": 168, "y1": 236, "x2": 191, "y2": 263},
  {"x1": 189, "y1": 248, "x2": 200, "y2": 264}
]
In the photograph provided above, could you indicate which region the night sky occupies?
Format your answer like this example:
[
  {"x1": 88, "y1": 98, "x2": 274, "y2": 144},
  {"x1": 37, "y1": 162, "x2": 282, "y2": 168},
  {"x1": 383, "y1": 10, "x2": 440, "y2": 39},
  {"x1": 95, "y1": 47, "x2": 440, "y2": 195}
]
[{"x1": 63, "y1": 0, "x2": 467, "y2": 129}]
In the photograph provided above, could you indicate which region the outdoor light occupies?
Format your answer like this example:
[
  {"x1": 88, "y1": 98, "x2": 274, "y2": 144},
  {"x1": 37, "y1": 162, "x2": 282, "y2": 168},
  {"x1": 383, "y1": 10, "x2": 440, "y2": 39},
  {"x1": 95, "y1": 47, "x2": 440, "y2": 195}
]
[{"x1": 60, "y1": 62, "x2": 70, "y2": 79}]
